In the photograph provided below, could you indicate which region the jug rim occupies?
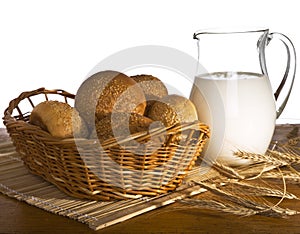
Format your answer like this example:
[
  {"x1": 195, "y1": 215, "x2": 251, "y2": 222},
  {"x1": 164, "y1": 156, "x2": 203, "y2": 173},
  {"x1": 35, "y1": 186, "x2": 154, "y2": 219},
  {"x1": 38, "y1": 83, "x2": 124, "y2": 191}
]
[{"x1": 193, "y1": 27, "x2": 269, "y2": 39}]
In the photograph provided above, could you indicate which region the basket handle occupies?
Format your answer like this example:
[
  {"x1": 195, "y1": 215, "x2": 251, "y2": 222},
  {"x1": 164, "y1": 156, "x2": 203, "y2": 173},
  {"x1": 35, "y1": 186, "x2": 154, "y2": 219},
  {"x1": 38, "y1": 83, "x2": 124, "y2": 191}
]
[{"x1": 3, "y1": 87, "x2": 75, "y2": 125}]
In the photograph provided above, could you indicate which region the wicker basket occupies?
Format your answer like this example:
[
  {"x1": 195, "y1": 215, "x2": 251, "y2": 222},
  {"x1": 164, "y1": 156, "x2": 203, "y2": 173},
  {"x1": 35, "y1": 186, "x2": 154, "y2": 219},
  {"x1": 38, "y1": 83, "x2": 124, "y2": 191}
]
[{"x1": 3, "y1": 88, "x2": 210, "y2": 200}]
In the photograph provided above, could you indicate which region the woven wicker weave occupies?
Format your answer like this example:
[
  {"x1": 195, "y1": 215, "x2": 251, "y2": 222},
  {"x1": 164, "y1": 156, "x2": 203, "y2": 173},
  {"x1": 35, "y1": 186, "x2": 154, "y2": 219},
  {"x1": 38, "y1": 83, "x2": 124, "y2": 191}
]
[{"x1": 3, "y1": 88, "x2": 209, "y2": 200}]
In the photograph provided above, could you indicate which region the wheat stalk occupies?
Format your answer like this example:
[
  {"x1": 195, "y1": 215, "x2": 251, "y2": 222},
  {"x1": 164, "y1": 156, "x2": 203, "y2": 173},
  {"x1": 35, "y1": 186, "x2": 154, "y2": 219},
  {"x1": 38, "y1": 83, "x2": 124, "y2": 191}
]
[
  {"x1": 211, "y1": 162, "x2": 245, "y2": 180},
  {"x1": 191, "y1": 180, "x2": 299, "y2": 217},
  {"x1": 226, "y1": 181, "x2": 298, "y2": 200},
  {"x1": 267, "y1": 150, "x2": 300, "y2": 164},
  {"x1": 261, "y1": 169, "x2": 300, "y2": 183},
  {"x1": 234, "y1": 151, "x2": 286, "y2": 167},
  {"x1": 193, "y1": 181, "x2": 267, "y2": 210},
  {"x1": 178, "y1": 133, "x2": 300, "y2": 218},
  {"x1": 180, "y1": 198, "x2": 258, "y2": 216}
]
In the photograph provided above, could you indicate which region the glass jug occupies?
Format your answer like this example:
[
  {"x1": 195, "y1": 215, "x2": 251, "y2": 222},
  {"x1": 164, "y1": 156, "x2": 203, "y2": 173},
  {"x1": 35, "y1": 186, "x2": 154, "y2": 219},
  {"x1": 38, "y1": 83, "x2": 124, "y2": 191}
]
[{"x1": 189, "y1": 28, "x2": 296, "y2": 166}]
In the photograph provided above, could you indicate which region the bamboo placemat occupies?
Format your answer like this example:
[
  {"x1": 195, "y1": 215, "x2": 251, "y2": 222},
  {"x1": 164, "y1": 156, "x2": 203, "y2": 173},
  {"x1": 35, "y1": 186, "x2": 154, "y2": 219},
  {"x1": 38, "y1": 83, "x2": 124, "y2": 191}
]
[
  {"x1": 0, "y1": 129, "x2": 215, "y2": 230},
  {"x1": 1, "y1": 126, "x2": 300, "y2": 230}
]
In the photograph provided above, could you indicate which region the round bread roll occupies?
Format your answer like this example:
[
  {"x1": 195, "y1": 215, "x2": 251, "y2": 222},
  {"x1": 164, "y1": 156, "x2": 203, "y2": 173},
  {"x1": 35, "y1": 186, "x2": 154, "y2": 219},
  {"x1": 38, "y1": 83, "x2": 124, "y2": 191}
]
[
  {"x1": 90, "y1": 113, "x2": 153, "y2": 142},
  {"x1": 148, "y1": 94, "x2": 198, "y2": 127},
  {"x1": 131, "y1": 74, "x2": 168, "y2": 114},
  {"x1": 130, "y1": 74, "x2": 168, "y2": 100},
  {"x1": 29, "y1": 101, "x2": 89, "y2": 138},
  {"x1": 75, "y1": 70, "x2": 146, "y2": 128}
]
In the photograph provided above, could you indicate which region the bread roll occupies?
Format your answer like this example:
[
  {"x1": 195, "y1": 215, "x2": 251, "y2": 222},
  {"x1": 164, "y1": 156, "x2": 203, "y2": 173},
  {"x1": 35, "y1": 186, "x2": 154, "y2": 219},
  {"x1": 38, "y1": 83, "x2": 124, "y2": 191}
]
[
  {"x1": 75, "y1": 70, "x2": 146, "y2": 128},
  {"x1": 131, "y1": 74, "x2": 168, "y2": 114},
  {"x1": 30, "y1": 101, "x2": 89, "y2": 138},
  {"x1": 148, "y1": 94, "x2": 198, "y2": 127},
  {"x1": 90, "y1": 113, "x2": 153, "y2": 142},
  {"x1": 130, "y1": 74, "x2": 168, "y2": 100}
]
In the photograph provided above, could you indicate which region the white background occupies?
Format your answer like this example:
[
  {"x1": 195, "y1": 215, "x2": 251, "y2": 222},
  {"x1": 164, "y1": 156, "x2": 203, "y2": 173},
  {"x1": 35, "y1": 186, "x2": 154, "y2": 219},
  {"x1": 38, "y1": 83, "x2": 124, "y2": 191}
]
[{"x1": 0, "y1": 0, "x2": 299, "y2": 128}]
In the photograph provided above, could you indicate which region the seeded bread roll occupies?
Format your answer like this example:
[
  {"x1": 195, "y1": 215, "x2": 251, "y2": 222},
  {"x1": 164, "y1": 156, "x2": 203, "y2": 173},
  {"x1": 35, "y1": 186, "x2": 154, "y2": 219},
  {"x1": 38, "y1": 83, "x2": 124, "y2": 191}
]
[
  {"x1": 75, "y1": 70, "x2": 147, "y2": 128},
  {"x1": 90, "y1": 113, "x2": 153, "y2": 142},
  {"x1": 130, "y1": 74, "x2": 168, "y2": 100},
  {"x1": 148, "y1": 94, "x2": 198, "y2": 127},
  {"x1": 29, "y1": 101, "x2": 89, "y2": 138},
  {"x1": 130, "y1": 74, "x2": 168, "y2": 114}
]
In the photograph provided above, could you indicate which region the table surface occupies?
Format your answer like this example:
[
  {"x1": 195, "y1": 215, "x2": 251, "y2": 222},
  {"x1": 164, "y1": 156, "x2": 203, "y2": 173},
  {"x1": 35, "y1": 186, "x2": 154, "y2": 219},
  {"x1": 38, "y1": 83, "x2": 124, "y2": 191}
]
[{"x1": 1, "y1": 125, "x2": 300, "y2": 234}]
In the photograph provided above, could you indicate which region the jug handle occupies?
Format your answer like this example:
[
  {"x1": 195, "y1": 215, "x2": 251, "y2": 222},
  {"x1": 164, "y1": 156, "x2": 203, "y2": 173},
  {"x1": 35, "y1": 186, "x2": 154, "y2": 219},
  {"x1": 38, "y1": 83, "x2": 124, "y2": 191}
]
[{"x1": 260, "y1": 32, "x2": 297, "y2": 118}]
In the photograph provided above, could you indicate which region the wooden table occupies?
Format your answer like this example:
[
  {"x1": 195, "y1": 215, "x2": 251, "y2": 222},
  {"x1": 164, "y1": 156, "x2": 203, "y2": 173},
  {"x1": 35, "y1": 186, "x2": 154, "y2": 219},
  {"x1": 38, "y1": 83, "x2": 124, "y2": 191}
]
[{"x1": 1, "y1": 125, "x2": 300, "y2": 234}]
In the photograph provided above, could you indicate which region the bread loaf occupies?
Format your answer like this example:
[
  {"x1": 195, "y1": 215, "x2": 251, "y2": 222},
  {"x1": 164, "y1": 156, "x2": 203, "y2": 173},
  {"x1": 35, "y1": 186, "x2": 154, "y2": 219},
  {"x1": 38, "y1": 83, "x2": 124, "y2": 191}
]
[
  {"x1": 148, "y1": 94, "x2": 198, "y2": 127},
  {"x1": 30, "y1": 101, "x2": 89, "y2": 138},
  {"x1": 75, "y1": 70, "x2": 147, "y2": 128}
]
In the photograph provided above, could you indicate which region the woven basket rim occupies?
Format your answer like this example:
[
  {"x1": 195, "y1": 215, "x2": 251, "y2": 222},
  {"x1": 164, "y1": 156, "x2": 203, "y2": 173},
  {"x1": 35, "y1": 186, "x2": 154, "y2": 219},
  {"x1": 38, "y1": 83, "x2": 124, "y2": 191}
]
[{"x1": 3, "y1": 87, "x2": 210, "y2": 146}]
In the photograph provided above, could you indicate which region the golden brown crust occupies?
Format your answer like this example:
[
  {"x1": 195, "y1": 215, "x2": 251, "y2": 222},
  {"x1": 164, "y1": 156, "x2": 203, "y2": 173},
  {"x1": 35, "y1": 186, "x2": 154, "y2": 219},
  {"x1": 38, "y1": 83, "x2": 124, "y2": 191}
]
[
  {"x1": 130, "y1": 74, "x2": 168, "y2": 100},
  {"x1": 131, "y1": 74, "x2": 168, "y2": 115},
  {"x1": 29, "y1": 101, "x2": 89, "y2": 138},
  {"x1": 75, "y1": 70, "x2": 146, "y2": 127},
  {"x1": 148, "y1": 94, "x2": 198, "y2": 127}
]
